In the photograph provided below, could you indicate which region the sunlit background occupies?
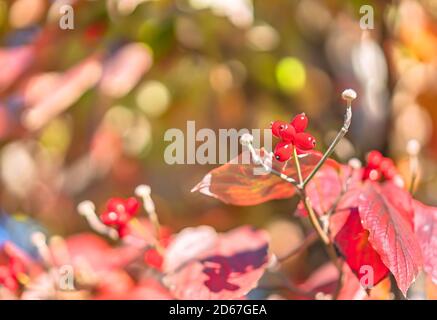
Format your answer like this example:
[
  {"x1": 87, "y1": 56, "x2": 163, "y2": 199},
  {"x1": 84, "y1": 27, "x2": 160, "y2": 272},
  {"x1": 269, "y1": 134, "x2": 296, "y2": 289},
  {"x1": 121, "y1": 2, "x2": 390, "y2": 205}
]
[{"x1": 0, "y1": 0, "x2": 437, "y2": 298}]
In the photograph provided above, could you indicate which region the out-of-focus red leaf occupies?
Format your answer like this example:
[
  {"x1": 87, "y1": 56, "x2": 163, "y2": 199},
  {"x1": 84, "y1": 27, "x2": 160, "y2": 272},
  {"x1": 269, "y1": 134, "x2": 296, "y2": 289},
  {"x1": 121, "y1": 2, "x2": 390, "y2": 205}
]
[
  {"x1": 358, "y1": 181, "x2": 422, "y2": 295},
  {"x1": 413, "y1": 200, "x2": 437, "y2": 284},
  {"x1": 95, "y1": 270, "x2": 134, "y2": 296},
  {"x1": 163, "y1": 226, "x2": 269, "y2": 299},
  {"x1": 22, "y1": 57, "x2": 102, "y2": 131},
  {"x1": 0, "y1": 46, "x2": 34, "y2": 93},
  {"x1": 99, "y1": 43, "x2": 152, "y2": 98},
  {"x1": 52, "y1": 233, "x2": 140, "y2": 272},
  {"x1": 334, "y1": 208, "x2": 389, "y2": 286},
  {"x1": 95, "y1": 276, "x2": 173, "y2": 300},
  {"x1": 192, "y1": 149, "x2": 338, "y2": 206},
  {"x1": 297, "y1": 263, "x2": 363, "y2": 300},
  {"x1": 163, "y1": 226, "x2": 218, "y2": 273},
  {"x1": 297, "y1": 262, "x2": 338, "y2": 298},
  {"x1": 297, "y1": 262, "x2": 391, "y2": 300},
  {"x1": 126, "y1": 278, "x2": 173, "y2": 300}
]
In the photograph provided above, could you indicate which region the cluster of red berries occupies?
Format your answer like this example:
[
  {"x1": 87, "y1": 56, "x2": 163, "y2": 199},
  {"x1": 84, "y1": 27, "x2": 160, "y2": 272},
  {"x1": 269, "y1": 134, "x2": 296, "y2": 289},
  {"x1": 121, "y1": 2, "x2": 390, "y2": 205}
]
[
  {"x1": 100, "y1": 197, "x2": 140, "y2": 237},
  {"x1": 362, "y1": 150, "x2": 398, "y2": 182},
  {"x1": 270, "y1": 113, "x2": 316, "y2": 162},
  {"x1": 0, "y1": 255, "x2": 26, "y2": 292}
]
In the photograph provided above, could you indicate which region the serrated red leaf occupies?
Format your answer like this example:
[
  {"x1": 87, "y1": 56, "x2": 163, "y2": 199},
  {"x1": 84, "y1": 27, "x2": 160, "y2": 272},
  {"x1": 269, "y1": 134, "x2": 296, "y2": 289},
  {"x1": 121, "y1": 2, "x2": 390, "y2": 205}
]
[
  {"x1": 192, "y1": 149, "x2": 338, "y2": 206},
  {"x1": 163, "y1": 226, "x2": 269, "y2": 300},
  {"x1": 413, "y1": 200, "x2": 437, "y2": 284},
  {"x1": 334, "y1": 208, "x2": 389, "y2": 287},
  {"x1": 358, "y1": 181, "x2": 422, "y2": 295}
]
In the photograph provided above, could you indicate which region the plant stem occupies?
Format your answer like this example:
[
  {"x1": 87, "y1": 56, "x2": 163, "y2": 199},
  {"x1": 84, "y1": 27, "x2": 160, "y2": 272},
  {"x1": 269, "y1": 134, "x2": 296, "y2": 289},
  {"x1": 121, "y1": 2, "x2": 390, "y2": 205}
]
[
  {"x1": 408, "y1": 155, "x2": 419, "y2": 195},
  {"x1": 303, "y1": 195, "x2": 330, "y2": 245},
  {"x1": 293, "y1": 146, "x2": 304, "y2": 185},
  {"x1": 277, "y1": 232, "x2": 318, "y2": 263},
  {"x1": 245, "y1": 142, "x2": 299, "y2": 187}
]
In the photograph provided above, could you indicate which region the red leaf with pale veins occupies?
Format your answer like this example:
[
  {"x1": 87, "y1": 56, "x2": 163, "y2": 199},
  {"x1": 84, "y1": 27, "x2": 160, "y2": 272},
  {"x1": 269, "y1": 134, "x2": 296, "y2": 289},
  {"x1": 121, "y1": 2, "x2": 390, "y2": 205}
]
[
  {"x1": 296, "y1": 165, "x2": 361, "y2": 217},
  {"x1": 192, "y1": 149, "x2": 338, "y2": 206},
  {"x1": 413, "y1": 200, "x2": 437, "y2": 284},
  {"x1": 163, "y1": 226, "x2": 269, "y2": 300},
  {"x1": 358, "y1": 181, "x2": 422, "y2": 295},
  {"x1": 334, "y1": 208, "x2": 389, "y2": 286}
]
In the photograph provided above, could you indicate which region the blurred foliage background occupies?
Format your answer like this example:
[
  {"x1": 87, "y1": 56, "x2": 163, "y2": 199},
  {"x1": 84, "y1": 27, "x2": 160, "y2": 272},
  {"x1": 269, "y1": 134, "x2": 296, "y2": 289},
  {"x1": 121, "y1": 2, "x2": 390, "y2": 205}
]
[{"x1": 1, "y1": 0, "x2": 437, "y2": 287}]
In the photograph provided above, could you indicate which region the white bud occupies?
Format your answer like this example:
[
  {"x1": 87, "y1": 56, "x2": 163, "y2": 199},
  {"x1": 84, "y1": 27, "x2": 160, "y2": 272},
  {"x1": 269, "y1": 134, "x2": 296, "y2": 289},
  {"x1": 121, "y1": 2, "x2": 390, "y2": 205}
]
[
  {"x1": 342, "y1": 89, "x2": 357, "y2": 101},
  {"x1": 240, "y1": 133, "x2": 254, "y2": 146},
  {"x1": 135, "y1": 184, "x2": 151, "y2": 197},
  {"x1": 407, "y1": 139, "x2": 421, "y2": 156},
  {"x1": 77, "y1": 200, "x2": 95, "y2": 215},
  {"x1": 348, "y1": 158, "x2": 362, "y2": 169},
  {"x1": 31, "y1": 232, "x2": 46, "y2": 246}
]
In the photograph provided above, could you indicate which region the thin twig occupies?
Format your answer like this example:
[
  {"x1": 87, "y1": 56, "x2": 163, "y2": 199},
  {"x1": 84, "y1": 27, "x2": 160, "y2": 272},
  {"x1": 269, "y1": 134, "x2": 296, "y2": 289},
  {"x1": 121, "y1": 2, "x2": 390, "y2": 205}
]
[
  {"x1": 407, "y1": 139, "x2": 421, "y2": 195},
  {"x1": 293, "y1": 146, "x2": 304, "y2": 185},
  {"x1": 303, "y1": 195, "x2": 330, "y2": 245},
  {"x1": 243, "y1": 139, "x2": 299, "y2": 187},
  {"x1": 277, "y1": 232, "x2": 318, "y2": 263}
]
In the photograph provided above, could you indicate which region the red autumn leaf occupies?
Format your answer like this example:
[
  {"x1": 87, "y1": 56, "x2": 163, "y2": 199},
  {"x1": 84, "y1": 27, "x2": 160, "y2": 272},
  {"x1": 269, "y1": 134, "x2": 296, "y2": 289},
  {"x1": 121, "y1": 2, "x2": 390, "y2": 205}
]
[
  {"x1": 163, "y1": 226, "x2": 269, "y2": 300},
  {"x1": 297, "y1": 263, "x2": 365, "y2": 300},
  {"x1": 95, "y1": 275, "x2": 173, "y2": 300},
  {"x1": 192, "y1": 148, "x2": 338, "y2": 206},
  {"x1": 334, "y1": 208, "x2": 389, "y2": 287},
  {"x1": 51, "y1": 233, "x2": 140, "y2": 272},
  {"x1": 296, "y1": 165, "x2": 361, "y2": 217},
  {"x1": 0, "y1": 45, "x2": 34, "y2": 93},
  {"x1": 163, "y1": 226, "x2": 218, "y2": 273},
  {"x1": 99, "y1": 43, "x2": 153, "y2": 98},
  {"x1": 413, "y1": 200, "x2": 437, "y2": 284},
  {"x1": 358, "y1": 181, "x2": 423, "y2": 295},
  {"x1": 125, "y1": 278, "x2": 174, "y2": 300},
  {"x1": 298, "y1": 262, "x2": 391, "y2": 300},
  {"x1": 22, "y1": 56, "x2": 103, "y2": 131}
]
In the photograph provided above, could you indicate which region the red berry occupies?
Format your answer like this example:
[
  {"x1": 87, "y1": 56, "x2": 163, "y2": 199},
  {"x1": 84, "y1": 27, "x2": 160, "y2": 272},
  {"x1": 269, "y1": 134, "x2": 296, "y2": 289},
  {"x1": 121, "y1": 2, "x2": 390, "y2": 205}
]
[
  {"x1": 291, "y1": 113, "x2": 308, "y2": 133},
  {"x1": 274, "y1": 142, "x2": 293, "y2": 162},
  {"x1": 100, "y1": 210, "x2": 130, "y2": 227},
  {"x1": 384, "y1": 166, "x2": 397, "y2": 180},
  {"x1": 368, "y1": 169, "x2": 381, "y2": 181},
  {"x1": 379, "y1": 158, "x2": 394, "y2": 172},
  {"x1": 366, "y1": 150, "x2": 383, "y2": 169},
  {"x1": 362, "y1": 168, "x2": 381, "y2": 181},
  {"x1": 106, "y1": 197, "x2": 139, "y2": 217},
  {"x1": 270, "y1": 120, "x2": 288, "y2": 138},
  {"x1": 294, "y1": 132, "x2": 316, "y2": 150},
  {"x1": 278, "y1": 124, "x2": 296, "y2": 143},
  {"x1": 124, "y1": 197, "x2": 140, "y2": 216},
  {"x1": 379, "y1": 158, "x2": 396, "y2": 178}
]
